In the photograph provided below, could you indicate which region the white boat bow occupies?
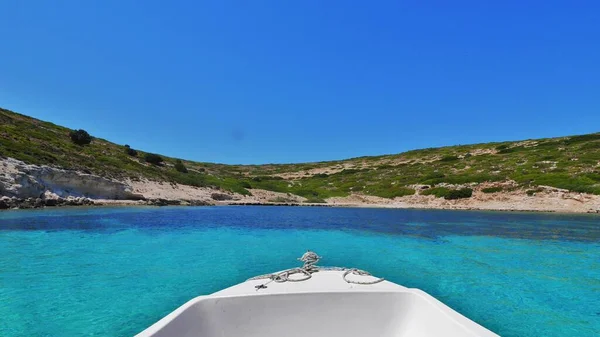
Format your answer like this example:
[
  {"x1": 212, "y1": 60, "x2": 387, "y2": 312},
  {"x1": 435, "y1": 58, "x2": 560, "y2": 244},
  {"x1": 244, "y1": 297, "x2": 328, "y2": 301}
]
[{"x1": 136, "y1": 252, "x2": 499, "y2": 337}]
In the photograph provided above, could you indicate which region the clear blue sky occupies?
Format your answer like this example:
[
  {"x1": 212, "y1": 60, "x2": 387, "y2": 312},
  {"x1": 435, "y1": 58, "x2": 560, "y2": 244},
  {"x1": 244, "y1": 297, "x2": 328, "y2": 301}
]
[{"x1": 1, "y1": 1, "x2": 599, "y2": 164}]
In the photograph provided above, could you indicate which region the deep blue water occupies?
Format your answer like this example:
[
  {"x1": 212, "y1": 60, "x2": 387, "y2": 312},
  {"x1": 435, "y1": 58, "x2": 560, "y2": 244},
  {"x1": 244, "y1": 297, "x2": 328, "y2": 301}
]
[{"x1": 1, "y1": 206, "x2": 599, "y2": 336}]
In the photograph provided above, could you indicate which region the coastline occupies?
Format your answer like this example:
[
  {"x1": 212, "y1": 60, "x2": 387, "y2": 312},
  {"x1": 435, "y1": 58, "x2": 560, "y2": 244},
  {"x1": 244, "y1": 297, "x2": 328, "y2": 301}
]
[
  {"x1": 2, "y1": 156, "x2": 599, "y2": 214},
  {"x1": 63, "y1": 185, "x2": 600, "y2": 214},
  {"x1": 3, "y1": 196, "x2": 599, "y2": 215}
]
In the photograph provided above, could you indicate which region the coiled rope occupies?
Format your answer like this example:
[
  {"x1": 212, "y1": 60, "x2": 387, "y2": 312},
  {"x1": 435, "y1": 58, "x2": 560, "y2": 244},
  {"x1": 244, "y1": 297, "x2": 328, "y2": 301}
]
[{"x1": 249, "y1": 251, "x2": 384, "y2": 290}]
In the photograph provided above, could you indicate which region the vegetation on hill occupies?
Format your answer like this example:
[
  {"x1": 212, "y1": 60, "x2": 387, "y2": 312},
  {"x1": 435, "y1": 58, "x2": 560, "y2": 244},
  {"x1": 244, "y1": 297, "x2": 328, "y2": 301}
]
[
  {"x1": 1, "y1": 107, "x2": 600, "y2": 199},
  {"x1": 124, "y1": 145, "x2": 138, "y2": 157},
  {"x1": 144, "y1": 153, "x2": 164, "y2": 165},
  {"x1": 174, "y1": 160, "x2": 188, "y2": 173},
  {"x1": 69, "y1": 129, "x2": 92, "y2": 145}
]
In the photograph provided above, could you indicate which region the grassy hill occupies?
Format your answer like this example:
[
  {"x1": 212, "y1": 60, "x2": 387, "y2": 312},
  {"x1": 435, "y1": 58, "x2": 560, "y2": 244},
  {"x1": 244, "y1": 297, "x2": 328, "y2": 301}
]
[{"x1": 2, "y1": 107, "x2": 600, "y2": 201}]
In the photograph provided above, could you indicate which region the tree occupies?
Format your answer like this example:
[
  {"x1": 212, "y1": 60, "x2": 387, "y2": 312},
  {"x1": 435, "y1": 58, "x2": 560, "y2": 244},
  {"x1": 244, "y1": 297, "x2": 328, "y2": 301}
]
[
  {"x1": 124, "y1": 145, "x2": 138, "y2": 157},
  {"x1": 174, "y1": 159, "x2": 188, "y2": 173},
  {"x1": 144, "y1": 153, "x2": 163, "y2": 165},
  {"x1": 69, "y1": 129, "x2": 92, "y2": 145},
  {"x1": 445, "y1": 188, "x2": 473, "y2": 200}
]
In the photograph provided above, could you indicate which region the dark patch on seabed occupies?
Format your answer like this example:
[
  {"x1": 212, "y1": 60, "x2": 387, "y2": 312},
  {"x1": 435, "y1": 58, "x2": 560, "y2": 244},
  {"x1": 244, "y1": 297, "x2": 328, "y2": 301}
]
[{"x1": 0, "y1": 206, "x2": 599, "y2": 243}]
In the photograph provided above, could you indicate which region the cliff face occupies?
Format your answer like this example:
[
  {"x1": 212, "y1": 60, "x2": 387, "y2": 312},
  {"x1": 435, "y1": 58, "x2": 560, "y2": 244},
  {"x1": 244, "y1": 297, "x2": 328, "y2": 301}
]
[{"x1": 0, "y1": 157, "x2": 144, "y2": 200}]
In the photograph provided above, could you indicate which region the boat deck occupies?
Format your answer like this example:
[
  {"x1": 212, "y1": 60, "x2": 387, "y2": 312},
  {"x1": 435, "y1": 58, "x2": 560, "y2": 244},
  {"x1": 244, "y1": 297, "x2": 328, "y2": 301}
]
[{"x1": 214, "y1": 269, "x2": 406, "y2": 297}]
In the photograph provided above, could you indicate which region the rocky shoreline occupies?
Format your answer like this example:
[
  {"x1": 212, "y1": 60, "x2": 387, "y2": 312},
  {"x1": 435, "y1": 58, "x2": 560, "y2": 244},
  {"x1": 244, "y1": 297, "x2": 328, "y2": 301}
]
[
  {"x1": 2, "y1": 195, "x2": 599, "y2": 214},
  {"x1": 2, "y1": 196, "x2": 600, "y2": 214},
  {"x1": 0, "y1": 195, "x2": 94, "y2": 209},
  {"x1": 0, "y1": 195, "x2": 215, "y2": 210}
]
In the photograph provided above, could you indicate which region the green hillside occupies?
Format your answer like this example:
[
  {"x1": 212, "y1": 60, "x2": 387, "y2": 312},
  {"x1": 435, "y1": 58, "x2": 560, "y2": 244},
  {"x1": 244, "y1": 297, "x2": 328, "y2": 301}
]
[{"x1": 2, "y1": 107, "x2": 600, "y2": 200}]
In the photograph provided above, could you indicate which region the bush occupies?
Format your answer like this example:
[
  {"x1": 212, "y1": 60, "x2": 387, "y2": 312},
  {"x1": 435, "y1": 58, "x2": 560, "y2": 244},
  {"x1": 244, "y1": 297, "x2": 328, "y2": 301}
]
[
  {"x1": 69, "y1": 129, "x2": 92, "y2": 145},
  {"x1": 482, "y1": 187, "x2": 503, "y2": 193},
  {"x1": 563, "y1": 134, "x2": 600, "y2": 145},
  {"x1": 526, "y1": 188, "x2": 544, "y2": 196},
  {"x1": 512, "y1": 173, "x2": 600, "y2": 194},
  {"x1": 252, "y1": 176, "x2": 284, "y2": 182},
  {"x1": 579, "y1": 141, "x2": 600, "y2": 150},
  {"x1": 338, "y1": 169, "x2": 361, "y2": 175},
  {"x1": 498, "y1": 146, "x2": 523, "y2": 154},
  {"x1": 295, "y1": 189, "x2": 320, "y2": 197},
  {"x1": 174, "y1": 159, "x2": 188, "y2": 173},
  {"x1": 445, "y1": 188, "x2": 473, "y2": 200},
  {"x1": 144, "y1": 153, "x2": 164, "y2": 165},
  {"x1": 439, "y1": 155, "x2": 459, "y2": 162},
  {"x1": 421, "y1": 187, "x2": 450, "y2": 198},
  {"x1": 124, "y1": 145, "x2": 138, "y2": 156}
]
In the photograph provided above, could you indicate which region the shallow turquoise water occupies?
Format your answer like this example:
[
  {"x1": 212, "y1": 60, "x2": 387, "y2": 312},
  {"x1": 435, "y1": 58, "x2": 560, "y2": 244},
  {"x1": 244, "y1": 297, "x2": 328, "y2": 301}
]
[{"x1": 1, "y1": 206, "x2": 599, "y2": 336}]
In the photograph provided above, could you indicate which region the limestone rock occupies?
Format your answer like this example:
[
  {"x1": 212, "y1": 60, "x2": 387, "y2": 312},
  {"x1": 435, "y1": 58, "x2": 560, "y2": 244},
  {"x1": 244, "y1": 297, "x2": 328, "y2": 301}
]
[
  {"x1": 0, "y1": 157, "x2": 140, "y2": 201},
  {"x1": 211, "y1": 193, "x2": 233, "y2": 201}
]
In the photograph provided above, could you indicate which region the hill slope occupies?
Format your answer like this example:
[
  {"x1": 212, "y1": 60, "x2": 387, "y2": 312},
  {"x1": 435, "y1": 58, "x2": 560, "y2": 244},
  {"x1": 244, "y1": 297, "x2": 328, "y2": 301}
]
[{"x1": 2, "y1": 107, "x2": 600, "y2": 210}]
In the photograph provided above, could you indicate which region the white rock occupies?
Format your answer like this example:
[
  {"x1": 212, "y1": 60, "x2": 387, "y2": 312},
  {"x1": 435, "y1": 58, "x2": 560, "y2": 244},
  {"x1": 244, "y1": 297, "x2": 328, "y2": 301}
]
[
  {"x1": 0, "y1": 157, "x2": 141, "y2": 200},
  {"x1": 42, "y1": 190, "x2": 60, "y2": 200}
]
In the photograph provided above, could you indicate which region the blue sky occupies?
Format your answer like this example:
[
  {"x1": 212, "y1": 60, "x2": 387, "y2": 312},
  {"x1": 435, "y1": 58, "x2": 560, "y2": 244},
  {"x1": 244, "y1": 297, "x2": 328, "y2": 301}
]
[{"x1": 1, "y1": 1, "x2": 599, "y2": 164}]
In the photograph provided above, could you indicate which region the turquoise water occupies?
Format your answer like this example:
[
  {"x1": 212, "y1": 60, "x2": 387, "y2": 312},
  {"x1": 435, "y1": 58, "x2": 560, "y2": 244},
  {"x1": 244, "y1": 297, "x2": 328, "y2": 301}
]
[{"x1": 1, "y1": 206, "x2": 599, "y2": 336}]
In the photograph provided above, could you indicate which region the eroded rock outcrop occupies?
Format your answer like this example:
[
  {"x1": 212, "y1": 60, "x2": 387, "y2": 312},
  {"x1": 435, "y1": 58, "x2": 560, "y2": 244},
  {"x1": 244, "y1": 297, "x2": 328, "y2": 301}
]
[{"x1": 0, "y1": 157, "x2": 144, "y2": 201}]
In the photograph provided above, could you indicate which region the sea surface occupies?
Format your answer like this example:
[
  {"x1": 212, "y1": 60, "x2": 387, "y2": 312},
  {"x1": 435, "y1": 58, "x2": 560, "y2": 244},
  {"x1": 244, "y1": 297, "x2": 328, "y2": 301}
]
[{"x1": 1, "y1": 206, "x2": 599, "y2": 337}]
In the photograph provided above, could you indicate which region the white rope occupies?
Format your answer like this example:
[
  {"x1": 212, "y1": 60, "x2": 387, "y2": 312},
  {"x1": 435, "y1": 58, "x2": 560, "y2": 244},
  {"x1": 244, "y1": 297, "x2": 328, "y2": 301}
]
[
  {"x1": 342, "y1": 268, "x2": 385, "y2": 285},
  {"x1": 249, "y1": 251, "x2": 384, "y2": 290}
]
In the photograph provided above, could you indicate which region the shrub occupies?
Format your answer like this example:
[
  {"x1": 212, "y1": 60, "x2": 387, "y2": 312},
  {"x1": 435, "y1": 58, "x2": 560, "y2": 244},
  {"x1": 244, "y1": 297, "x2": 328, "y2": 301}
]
[
  {"x1": 144, "y1": 153, "x2": 164, "y2": 165},
  {"x1": 526, "y1": 188, "x2": 543, "y2": 196},
  {"x1": 445, "y1": 188, "x2": 473, "y2": 200},
  {"x1": 498, "y1": 146, "x2": 523, "y2": 154},
  {"x1": 252, "y1": 176, "x2": 284, "y2": 182},
  {"x1": 563, "y1": 134, "x2": 600, "y2": 145},
  {"x1": 512, "y1": 173, "x2": 600, "y2": 194},
  {"x1": 124, "y1": 145, "x2": 138, "y2": 156},
  {"x1": 338, "y1": 169, "x2": 361, "y2": 175},
  {"x1": 174, "y1": 159, "x2": 188, "y2": 173},
  {"x1": 69, "y1": 129, "x2": 92, "y2": 145},
  {"x1": 295, "y1": 189, "x2": 320, "y2": 197},
  {"x1": 482, "y1": 187, "x2": 503, "y2": 193},
  {"x1": 240, "y1": 181, "x2": 252, "y2": 188},
  {"x1": 421, "y1": 172, "x2": 446, "y2": 185},
  {"x1": 579, "y1": 141, "x2": 600, "y2": 150},
  {"x1": 424, "y1": 172, "x2": 446, "y2": 180},
  {"x1": 421, "y1": 187, "x2": 451, "y2": 198},
  {"x1": 439, "y1": 155, "x2": 459, "y2": 162}
]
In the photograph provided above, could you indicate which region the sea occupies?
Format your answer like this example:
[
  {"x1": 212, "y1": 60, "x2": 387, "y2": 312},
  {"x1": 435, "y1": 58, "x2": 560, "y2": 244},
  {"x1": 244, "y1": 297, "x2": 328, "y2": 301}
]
[{"x1": 1, "y1": 206, "x2": 599, "y2": 336}]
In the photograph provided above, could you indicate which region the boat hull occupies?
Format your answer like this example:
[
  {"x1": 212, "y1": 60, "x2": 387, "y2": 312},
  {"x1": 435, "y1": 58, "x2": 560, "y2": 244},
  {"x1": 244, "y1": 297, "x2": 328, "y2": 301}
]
[{"x1": 136, "y1": 271, "x2": 498, "y2": 337}]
